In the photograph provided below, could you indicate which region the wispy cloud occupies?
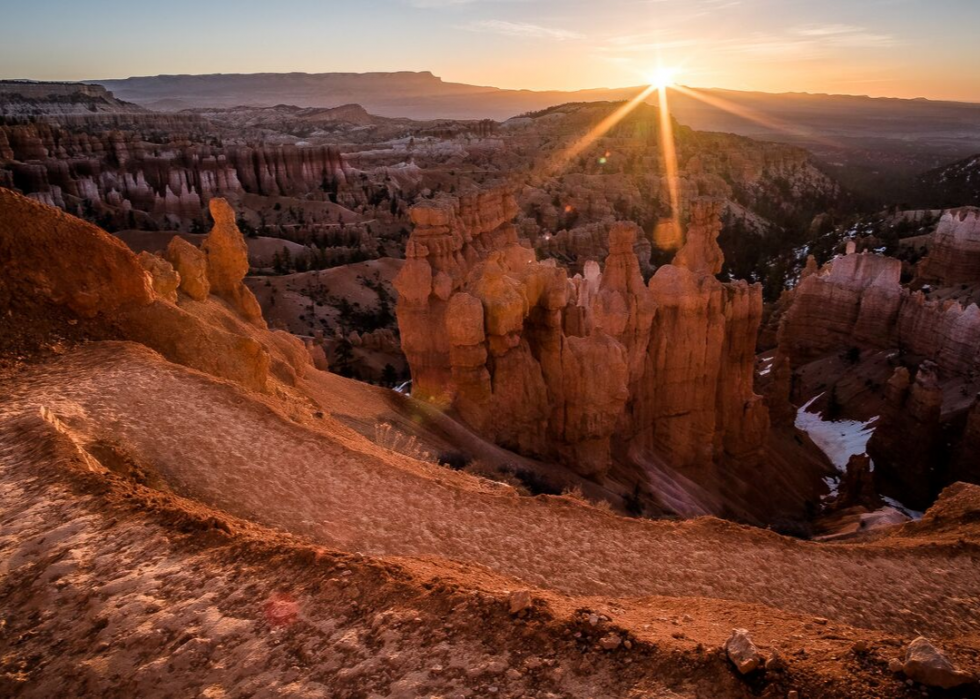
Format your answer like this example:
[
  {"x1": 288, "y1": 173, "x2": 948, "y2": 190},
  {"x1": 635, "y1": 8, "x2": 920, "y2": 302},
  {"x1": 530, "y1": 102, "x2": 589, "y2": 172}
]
[
  {"x1": 462, "y1": 19, "x2": 584, "y2": 40},
  {"x1": 793, "y1": 24, "x2": 897, "y2": 48}
]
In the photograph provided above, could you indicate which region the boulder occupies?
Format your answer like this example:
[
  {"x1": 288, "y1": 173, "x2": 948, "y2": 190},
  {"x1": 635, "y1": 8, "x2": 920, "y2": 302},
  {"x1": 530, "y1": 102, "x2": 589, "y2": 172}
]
[
  {"x1": 165, "y1": 236, "x2": 210, "y2": 301},
  {"x1": 137, "y1": 251, "x2": 179, "y2": 303},
  {"x1": 903, "y1": 637, "x2": 976, "y2": 689},
  {"x1": 725, "y1": 628, "x2": 762, "y2": 675}
]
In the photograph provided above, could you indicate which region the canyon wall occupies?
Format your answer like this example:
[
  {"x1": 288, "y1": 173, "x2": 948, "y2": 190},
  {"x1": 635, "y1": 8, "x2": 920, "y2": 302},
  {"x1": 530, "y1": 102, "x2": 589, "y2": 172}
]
[
  {"x1": 396, "y1": 191, "x2": 768, "y2": 481},
  {"x1": 917, "y1": 207, "x2": 980, "y2": 286},
  {"x1": 779, "y1": 247, "x2": 980, "y2": 379},
  {"x1": 0, "y1": 122, "x2": 352, "y2": 224}
]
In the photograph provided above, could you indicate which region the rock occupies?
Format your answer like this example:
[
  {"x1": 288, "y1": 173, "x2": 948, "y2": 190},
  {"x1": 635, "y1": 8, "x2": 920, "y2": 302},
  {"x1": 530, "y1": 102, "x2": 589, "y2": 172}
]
[
  {"x1": 508, "y1": 590, "x2": 532, "y2": 615},
  {"x1": 835, "y1": 454, "x2": 882, "y2": 511},
  {"x1": 902, "y1": 637, "x2": 976, "y2": 689},
  {"x1": 137, "y1": 251, "x2": 179, "y2": 303},
  {"x1": 918, "y1": 207, "x2": 980, "y2": 285},
  {"x1": 0, "y1": 119, "x2": 351, "y2": 228},
  {"x1": 202, "y1": 198, "x2": 266, "y2": 327},
  {"x1": 725, "y1": 629, "x2": 762, "y2": 675},
  {"x1": 765, "y1": 651, "x2": 785, "y2": 671},
  {"x1": 598, "y1": 634, "x2": 622, "y2": 651},
  {"x1": 0, "y1": 187, "x2": 153, "y2": 317},
  {"x1": 787, "y1": 692, "x2": 799, "y2": 699},
  {"x1": 672, "y1": 199, "x2": 725, "y2": 276},
  {"x1": 165, "y1": 236, "x2": 210, "y2": 301},
  {"x1": 0, "y1": 188, "x2": 276, "y2": 391},
  {"x1": 889, "y1": 658, "x2": 905, "y2": 674},
  {"x1": 396, "y1": 191, "x2": 769, "y2": 491},
  {"x1": 869, "y1": 363, "x2": 944, "y2": 510},
  {"x1": 778, "y1": 252, "x2": 902, "y2": 365}
]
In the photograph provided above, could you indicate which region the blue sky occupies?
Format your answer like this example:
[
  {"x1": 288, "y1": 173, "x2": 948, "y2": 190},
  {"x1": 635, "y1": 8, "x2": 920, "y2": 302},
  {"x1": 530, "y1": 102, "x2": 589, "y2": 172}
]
[{"x1": 2, "y1": 0, "x2": 979, "y2": 101}]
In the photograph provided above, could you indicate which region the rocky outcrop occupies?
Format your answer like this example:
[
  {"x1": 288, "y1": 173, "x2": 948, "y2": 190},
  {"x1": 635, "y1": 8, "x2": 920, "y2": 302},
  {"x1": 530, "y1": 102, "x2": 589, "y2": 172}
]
[
  {"x1": 778, "y1": 246, "x2": 980, "y2": 379},
  {"x1": 868, "y1": 364, "x2": 944, "y2": 510},
  {"x1": 165, "y1": 237, "x2": 210, "y2": 301},
  {"x1": 202, "y1": 199, "x2": 265, "y2": 327},
  {"x1": 0, "y1": 122, "x2": 351, "y2": 227},
  {"x1": 0, "y1": 187, "x2": 153, "y2": 316},
  {"x1": 835, "y1": 454, "x2": 882, "y2": 511},
  {"x1": 778, "y1": 252, "x2": 903, "y2": 363},
  {"x1": 137, "y1": 251, "x2": 179, "y2": 303},
  {"x1": 917, "y1": 208, "x2": 980, "y2": 286},
  {"x1": 634, "y1": 203, "x2": 769, "y2": 473},
  {"x1": 396, "y1": 193, "x2": 768, "y2": 483},
  {"x1": 0, "y1": 189, "x2": 323, "y2": 392}
]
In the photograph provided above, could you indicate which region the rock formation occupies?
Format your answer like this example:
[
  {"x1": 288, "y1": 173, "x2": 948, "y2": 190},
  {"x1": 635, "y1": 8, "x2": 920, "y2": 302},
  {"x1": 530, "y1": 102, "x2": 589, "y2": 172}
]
[
  {"x1": 165, "y1": 237, "x2": 210, "y2": 301},
  {"x1": 396, "y1": 192, "x2": 768, "y2": 484},
  {"x1": 0, "y1": 121, "x2": 352, "y2": 226},
  {"x1": 0, "y1": 189, "x2": 320, "y2": 392},
  {"x1": 634, "y1": 204, "x2": 769, "y2": 474},
  {"x1": 778, "y1": 252, "x2": 903, "y2": 364},
  {"x1": 917, "y1": 207, "x2": 980, "y2": 285},
  {"x1": 202, "y1": 199, "x2": 265, "y2": 327},
  {"x1": 778, "y1": 247, "x2": 980, "y2": 378},
  {"x1": 137, "y1": 251, "x2": 179, "y2": 303},
  {"x1": 868, "y1": 364, "x2": 944, "y2": 510}
]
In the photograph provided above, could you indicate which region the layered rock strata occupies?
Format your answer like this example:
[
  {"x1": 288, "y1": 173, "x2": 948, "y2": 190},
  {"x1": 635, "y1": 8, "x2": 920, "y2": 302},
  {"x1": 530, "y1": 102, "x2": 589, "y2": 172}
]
[
  {"x1": 0, "y1": 122, "x2": 351, "y2": 223},
  {"x1": 917, "y1": 208, "x2": 980, "y2": 286},
  {"x1": 779, "y1": 248, "x2": 980, "y2": 378}
]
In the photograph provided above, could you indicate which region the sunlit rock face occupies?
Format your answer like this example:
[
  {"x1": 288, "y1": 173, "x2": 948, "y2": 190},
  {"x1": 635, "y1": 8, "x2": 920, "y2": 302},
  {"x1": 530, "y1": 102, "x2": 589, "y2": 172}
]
[
  {"x1": 917, "y1": 207, "x2": 980, "y2": 286},
  {"x1": 777, "y1": 245, "x2": 980, "y2": 379},
  {"x1": 632, "y1": 201, "x2": 769, "y2": 475},
  {"x1": 778, "y1": 252, "x2": 903, "y2": 364},
  {"x1": 396, "y1": 191, "x2": 768, "y2": 480}
]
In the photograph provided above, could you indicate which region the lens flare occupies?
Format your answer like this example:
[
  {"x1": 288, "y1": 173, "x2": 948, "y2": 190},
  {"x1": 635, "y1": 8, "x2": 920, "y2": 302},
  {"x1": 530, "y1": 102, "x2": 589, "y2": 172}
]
[
  {"x1": 656, "y1": 83, "x2": 683, "y2": 249},
  {"x1": 550, "y1": 84, "x2": 658, "y2": 170},
  {"x1": 649, "y1": 67, "x2": 678, "y2": 90}
]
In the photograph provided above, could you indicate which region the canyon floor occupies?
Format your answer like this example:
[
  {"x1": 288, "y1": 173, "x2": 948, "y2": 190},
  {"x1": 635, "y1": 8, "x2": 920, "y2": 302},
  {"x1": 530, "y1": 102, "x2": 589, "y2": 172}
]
[{"x1": 2, "y1": 340, "x2": 979, "y2": 698}]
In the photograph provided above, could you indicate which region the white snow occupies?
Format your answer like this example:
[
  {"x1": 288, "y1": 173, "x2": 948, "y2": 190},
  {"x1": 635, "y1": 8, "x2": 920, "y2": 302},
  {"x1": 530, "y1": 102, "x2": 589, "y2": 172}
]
[
  {"x1": 882, "y1": 496, "x2": 924, "y2": 520},
  {"x1": 795, "y1": 396, "x2": 924, "y2": 520},
  {"x1": 795, "y1": 394, "x2": 879, "y2": 471}
]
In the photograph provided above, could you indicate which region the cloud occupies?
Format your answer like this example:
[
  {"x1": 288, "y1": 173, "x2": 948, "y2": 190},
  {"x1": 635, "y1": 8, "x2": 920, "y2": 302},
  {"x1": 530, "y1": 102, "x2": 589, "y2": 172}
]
[
  {"x1": 794, "y1": 24, "x2": 897, "y2": 48},
  {"x1": 462, "y1": 19, "x2": 584, "y2": 40}
]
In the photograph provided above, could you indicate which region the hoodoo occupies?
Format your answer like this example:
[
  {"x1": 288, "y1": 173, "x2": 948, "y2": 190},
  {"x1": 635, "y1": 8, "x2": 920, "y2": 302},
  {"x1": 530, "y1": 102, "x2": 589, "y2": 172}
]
[{"x1": 396, "y1": 192, "x2": 770, "y2": 495}]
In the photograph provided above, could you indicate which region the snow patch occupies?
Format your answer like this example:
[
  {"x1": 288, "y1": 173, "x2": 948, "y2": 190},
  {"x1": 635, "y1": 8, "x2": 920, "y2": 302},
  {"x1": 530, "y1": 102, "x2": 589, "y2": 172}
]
[
  {"x1": 882, "y1": 496, "x2": 924, "y2": 520},
  {"x1": 795, "y1": 394, "x2": 879, "y2": 471}
]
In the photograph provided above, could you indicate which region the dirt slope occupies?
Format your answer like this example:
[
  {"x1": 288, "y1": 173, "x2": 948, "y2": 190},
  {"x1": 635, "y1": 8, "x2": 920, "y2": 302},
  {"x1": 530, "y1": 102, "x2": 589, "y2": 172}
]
[{"x1": 2, "y1": 347, "x2": 979, "y2": 698}]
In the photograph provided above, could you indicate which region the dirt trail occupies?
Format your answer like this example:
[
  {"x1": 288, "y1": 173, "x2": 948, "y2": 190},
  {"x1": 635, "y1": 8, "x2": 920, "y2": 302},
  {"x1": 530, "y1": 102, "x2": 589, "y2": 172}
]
[{"x1": 3, "y1": 342, "x2": 979, "y2": 643}]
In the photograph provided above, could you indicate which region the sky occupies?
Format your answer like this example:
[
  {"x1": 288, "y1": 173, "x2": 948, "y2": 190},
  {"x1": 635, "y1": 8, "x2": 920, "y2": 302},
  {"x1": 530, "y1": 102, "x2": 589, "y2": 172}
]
[{"x1": 3, "y1": 0, "x2": 979, "y2": 102}]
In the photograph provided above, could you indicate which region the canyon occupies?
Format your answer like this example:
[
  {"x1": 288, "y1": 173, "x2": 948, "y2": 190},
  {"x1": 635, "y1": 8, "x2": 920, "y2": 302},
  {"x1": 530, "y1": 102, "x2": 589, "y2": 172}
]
[
  {"x1": 2, "y1": 76, "x2": 980, "y2": 698},
  {"x1": 2, "y1": 180, "x2": 980, "y2": 699}
]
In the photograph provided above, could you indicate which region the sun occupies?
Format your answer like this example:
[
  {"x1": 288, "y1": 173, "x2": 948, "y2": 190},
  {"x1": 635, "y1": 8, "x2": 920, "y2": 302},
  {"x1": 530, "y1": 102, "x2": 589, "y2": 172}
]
[{"x1": 650, "y1": 66, "x2": 678, "y2": 90}]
